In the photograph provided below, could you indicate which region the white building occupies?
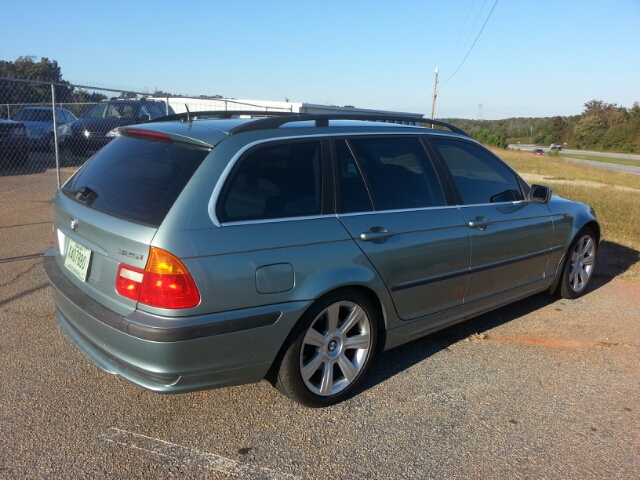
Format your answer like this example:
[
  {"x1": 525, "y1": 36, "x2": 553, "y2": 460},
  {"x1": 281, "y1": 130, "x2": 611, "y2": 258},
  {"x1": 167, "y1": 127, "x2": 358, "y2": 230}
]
[{"x1": 163, "y1": 96, "x2": 425, "y2": 122}]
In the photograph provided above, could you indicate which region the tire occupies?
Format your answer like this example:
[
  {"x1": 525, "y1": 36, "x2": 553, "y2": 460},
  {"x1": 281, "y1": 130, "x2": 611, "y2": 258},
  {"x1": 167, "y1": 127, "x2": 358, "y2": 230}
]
[
  {"x1": 559, "y1": 227, "x2": 597, "y2": 299},
  {"x1": 46, "y1": 133, "x2": 56, "y2": 152},
  {"x1": 273, "y1": 290, "x2": 378, "y2": 407}
]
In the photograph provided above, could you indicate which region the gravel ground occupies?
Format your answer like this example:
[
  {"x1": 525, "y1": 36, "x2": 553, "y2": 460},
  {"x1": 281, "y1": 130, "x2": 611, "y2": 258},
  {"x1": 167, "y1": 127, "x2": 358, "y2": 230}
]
[{"x1": 1, "y1": 165, "x2": 638, "y2": 479}]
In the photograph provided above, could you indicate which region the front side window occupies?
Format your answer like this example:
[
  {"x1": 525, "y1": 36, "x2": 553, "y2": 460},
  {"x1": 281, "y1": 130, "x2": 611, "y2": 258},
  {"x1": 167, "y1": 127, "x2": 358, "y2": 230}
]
[
  {"x1": 219, "y1": 141, "x2": 322, "y2": 222},
  {"x1": 346, "y1": 137, "x2": 445, "y2": 211},
  {"x1": 431, "y1": 138, "x2": 524, "y2": 205}
]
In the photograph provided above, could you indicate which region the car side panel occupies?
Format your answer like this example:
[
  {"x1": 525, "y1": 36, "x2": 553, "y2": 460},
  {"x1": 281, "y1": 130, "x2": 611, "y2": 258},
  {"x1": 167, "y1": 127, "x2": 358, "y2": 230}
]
[
  {"x1": 338, "y1": 208, "x2": 470, "y2": 321},
  {"x1": 459, "y1": 201, "x2": 554, "y2": 303},
  {"x1": 144, "y1": 217, "x2": 394, "y2": 323}
]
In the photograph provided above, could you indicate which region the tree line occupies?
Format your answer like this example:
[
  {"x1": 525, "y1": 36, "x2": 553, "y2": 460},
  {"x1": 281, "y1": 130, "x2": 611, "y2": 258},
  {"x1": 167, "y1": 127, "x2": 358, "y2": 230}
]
[
  {"x1": 2, "y1": 57, "x2": 638, "y2": 153},
  {"x1": 443, "y1": 99, "x2": 640, "y2": 153},
  {"x1": 0, "y1": 56, "x2": 111, "y2": 117}
]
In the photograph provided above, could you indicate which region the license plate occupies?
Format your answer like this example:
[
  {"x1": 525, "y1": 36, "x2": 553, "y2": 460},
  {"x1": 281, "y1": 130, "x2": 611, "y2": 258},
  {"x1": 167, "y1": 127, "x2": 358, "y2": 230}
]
[{"x1": 64, "y1": 238, "x2": 92, "y2": 281}]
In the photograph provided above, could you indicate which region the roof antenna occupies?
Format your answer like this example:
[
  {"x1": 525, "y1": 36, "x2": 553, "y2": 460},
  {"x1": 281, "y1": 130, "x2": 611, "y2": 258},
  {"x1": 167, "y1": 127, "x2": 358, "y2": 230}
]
[{"x1": 185, "y1": 104, "x2": 191, "y2": 123}]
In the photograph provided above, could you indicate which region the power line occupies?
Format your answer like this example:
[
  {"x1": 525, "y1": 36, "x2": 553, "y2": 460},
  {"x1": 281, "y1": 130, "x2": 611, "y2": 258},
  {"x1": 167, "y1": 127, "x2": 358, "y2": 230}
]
[
  {"x1": 443, "y1": 0, "x2": 478, "y2": 74},
  {"x1": 443, "y1": 0, "x2": 499, "y2": 83}
]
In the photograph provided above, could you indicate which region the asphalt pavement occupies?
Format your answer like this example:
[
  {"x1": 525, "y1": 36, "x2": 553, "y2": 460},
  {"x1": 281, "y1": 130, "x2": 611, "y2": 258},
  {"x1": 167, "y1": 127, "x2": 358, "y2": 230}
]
[{"x1": 1, "y1": 165, "x2": 639, "y2": 479}]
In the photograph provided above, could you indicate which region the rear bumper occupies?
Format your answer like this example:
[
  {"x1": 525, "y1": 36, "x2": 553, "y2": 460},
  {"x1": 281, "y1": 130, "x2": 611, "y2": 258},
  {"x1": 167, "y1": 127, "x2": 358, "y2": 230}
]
[
  {"x1": 0, "y1": 138, "x2": 29, "y2": 161},
  {"x1": 43, "y1": 252, "x2": 308, "y2": 393}
]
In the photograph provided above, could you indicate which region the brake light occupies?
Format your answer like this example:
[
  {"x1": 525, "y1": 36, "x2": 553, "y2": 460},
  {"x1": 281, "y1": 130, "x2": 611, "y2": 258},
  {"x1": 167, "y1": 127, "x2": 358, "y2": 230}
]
[
  {"x1": 116, "y1": 247, "x2": 200, "y2": 309},
  {"x1": 121, "y1": 128, "x2": 173, "y2": 143}
]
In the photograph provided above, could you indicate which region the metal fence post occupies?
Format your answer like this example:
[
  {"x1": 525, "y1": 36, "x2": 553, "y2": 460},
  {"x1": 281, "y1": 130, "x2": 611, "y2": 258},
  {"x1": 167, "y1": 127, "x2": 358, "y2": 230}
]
[{"x1": 51, "y1": 84, "x2": 61, "y2": 190}]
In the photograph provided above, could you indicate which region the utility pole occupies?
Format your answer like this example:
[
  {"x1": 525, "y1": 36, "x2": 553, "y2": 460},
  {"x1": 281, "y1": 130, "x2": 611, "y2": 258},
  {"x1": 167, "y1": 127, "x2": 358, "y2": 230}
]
[{"x1": 430, "y1": 68, "x2": 439, "y2": 120}]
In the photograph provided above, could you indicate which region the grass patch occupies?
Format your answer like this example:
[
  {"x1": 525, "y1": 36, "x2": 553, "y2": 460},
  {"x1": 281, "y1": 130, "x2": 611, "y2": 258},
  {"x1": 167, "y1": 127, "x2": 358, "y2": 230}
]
[{"x1": 497, "y1": 149, "x2": 640, "y2": 191}]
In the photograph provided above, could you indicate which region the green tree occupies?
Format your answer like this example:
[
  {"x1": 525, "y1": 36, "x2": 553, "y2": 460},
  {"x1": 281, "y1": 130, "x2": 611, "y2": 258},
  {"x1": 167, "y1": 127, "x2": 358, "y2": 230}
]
[
  {"x1": 470, "y1": 128, "x2": 507, "y2": 148},
  {"x1": 0, "y1": 56, "x2": 72, "y2": 104}
]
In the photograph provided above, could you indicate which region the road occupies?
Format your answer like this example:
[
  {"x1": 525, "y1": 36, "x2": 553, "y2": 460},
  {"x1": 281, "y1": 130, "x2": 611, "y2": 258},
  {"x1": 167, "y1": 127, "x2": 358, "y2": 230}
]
[
  {"x1": 510, "y1": 145, "x2": 640, "y2": 161},
  {"x1": 509, "y1": 145, "x2": 640, "y2": 175}
]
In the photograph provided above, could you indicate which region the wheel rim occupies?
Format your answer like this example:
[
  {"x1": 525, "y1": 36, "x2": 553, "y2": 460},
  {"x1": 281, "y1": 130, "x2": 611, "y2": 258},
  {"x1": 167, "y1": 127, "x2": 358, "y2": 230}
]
[
  {"x1": 568, "y1": 234, "x2": 596, "y2": 293},
  {"x1": 299, "y1": 300, "x2": 373, "y2": 397}
]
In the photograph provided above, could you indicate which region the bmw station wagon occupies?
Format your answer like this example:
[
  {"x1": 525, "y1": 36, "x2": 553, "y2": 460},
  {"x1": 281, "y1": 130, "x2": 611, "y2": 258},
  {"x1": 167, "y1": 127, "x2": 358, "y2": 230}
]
[{"x1": 44, "y1": 113, "x2": 599, "y2": 407}]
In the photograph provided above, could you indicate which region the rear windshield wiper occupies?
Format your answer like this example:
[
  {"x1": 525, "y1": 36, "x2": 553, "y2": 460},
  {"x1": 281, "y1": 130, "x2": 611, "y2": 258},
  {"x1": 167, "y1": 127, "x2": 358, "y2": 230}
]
[{"x1": 62, "y1": 186, "x2": 99, "y2": 205}]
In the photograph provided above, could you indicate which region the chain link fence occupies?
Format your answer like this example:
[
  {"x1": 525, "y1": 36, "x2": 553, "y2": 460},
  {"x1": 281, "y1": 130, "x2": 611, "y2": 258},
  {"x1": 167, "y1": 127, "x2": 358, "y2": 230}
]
[{"x1": 0, "y1": 77, "x2": 293, "y2": 261}]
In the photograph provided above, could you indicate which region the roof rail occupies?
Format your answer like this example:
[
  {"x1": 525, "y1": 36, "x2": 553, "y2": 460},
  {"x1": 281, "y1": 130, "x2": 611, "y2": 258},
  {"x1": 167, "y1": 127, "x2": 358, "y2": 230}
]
[
  {"x1": 228, "y1": 114, "x2": 469, "y2": 137},
  {"x1": 151, "y1": 111, "x2": 469, "y2": 137}
]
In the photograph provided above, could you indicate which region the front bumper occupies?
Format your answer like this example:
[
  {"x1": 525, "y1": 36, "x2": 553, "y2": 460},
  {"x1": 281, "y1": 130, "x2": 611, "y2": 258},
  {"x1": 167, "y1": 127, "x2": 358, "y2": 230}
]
[{"x1": 44, "y1": 252, "x2": 308, "y2": 393}]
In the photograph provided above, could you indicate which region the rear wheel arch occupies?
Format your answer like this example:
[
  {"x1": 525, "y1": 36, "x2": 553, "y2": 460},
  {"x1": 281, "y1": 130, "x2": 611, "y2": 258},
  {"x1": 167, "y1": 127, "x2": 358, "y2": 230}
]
[{"x1": 266, "y1": 285, "x2": 387, "y2": 406}]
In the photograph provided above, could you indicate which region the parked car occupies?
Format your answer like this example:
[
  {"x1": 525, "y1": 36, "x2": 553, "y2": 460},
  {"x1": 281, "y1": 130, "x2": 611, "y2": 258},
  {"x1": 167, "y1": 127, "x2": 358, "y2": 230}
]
[
  {"x1": 44, "y1": 112, "x2": 599, "y2": 407},
  {"x1": 533, "y1": 148, "x2": 544, "y2": 155},
  {"x1": 550, "y1": 143, "x2": 563, "y2": 151},
  {"x1": 0, "y1": 119, "x2": 29, "y2": 166},
  {"x1": 67, "y1": 98, "x2": 174, "y2": 156},
  {"x1": 11, "y1": 107, "x2": 77, "y2": 151}
]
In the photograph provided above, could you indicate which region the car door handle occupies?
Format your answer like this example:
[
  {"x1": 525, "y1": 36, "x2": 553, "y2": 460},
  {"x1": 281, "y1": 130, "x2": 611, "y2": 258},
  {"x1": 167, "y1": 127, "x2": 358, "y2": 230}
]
[
  {"x1": 467, "y1": 217, "x2": 491, "y2": 230},
  {"x1": 360, "y1": 227, "x2": 395, "y2": 242}
]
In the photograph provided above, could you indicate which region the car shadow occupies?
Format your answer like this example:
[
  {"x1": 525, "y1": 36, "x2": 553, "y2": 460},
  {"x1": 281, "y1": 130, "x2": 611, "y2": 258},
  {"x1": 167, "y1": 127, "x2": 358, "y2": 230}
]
[
  {"x1": 359, "y1": 292, "x2": 558, "y2": 396},
  {"x1": 595, "y1": 240, "x2": 639, "y2": 285},
  {"x1": 356, "y1": 247, "x2": 631, "y2": 398}
]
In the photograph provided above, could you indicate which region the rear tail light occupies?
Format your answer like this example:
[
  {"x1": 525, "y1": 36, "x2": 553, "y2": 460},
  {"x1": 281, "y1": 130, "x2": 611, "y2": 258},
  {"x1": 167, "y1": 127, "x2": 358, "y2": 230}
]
[
  {"x1": 116, "y1": 247, "x2": 200, "y2": 309},
  {"x1": 121, "y1": 128, "x2": 173, "y2": 143}
]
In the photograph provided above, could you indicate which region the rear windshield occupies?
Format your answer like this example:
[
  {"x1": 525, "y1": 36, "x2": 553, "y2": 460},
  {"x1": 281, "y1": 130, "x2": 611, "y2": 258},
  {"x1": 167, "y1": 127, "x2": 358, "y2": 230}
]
[
  {"x1": 13, "y1": 109, "x2": 52, "y2": 122},
  {"x1": 62, "y1": 136, "x2": 210, "y2": 227}
]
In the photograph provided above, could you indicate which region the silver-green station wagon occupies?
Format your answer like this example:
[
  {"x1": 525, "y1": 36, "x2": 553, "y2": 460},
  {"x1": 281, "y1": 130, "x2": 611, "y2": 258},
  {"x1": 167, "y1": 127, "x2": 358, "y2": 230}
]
[{"x1": 44, "y1": 113, "x2": 599, "y2": 407}]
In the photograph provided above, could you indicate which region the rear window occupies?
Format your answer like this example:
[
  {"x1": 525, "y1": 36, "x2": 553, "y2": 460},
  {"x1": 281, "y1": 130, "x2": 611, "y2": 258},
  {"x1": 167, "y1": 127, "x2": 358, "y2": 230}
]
[
  {"x1": 63, "y1": 136, "x2": 209, "y2": 227},
  {"x1": 218, "y1": 141, "x2": 322, "y2": 222}
]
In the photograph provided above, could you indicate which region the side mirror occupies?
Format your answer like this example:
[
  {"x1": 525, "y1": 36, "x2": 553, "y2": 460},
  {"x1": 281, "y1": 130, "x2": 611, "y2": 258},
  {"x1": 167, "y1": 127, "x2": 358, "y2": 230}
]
[
  {"x1": 138, "y1": 114, "x2": 151, "y2": 123},
  {"x1": 530, "y1": 184, "x2": 552, "y2": 204}
]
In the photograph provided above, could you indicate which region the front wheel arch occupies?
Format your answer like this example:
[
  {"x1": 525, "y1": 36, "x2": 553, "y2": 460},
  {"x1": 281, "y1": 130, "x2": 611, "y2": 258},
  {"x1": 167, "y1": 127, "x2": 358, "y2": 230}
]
[{"x1": 557, "y1": 226, "x2": 598, "y2": 299}]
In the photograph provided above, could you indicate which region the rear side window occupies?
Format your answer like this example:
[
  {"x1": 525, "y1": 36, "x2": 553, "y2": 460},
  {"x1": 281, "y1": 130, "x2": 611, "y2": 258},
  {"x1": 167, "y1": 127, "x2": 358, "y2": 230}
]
[
  {"x1": 148, "y1": 102, "x2": 168, "y2": 118},
  {"x1": 219, "y1": 141, "x2": 322, "y2": 222},
  {"x1": 431, "y1": 138, "x2": 524, "y2": 205},
  {"x1": 346, "y1": 137, "x2": 445, "y2": 211},
  {"x1": 63, "y1": 136, "x2": 209, "y2": 227}
]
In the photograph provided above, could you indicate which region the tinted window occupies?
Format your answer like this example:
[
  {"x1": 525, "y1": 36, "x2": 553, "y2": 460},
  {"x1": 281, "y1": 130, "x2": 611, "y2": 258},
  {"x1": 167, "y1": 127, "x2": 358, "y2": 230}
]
[
  {"x1": 336, "y1": 140, "x2": 373, "y2": 213},
  {"x1": 84, "y1": 102, "x2": 138, "y2": 119},
  {"x1": 347, "y1": 137, "x2": 445, "y2": 211},
  {"x1": 220, "y1": 141, "x2": 322, "y2": 222},
  {"x1": 148, "y1": 102, "x2": 167, "y2": 118},
  {"x1": 432, "y1": 138, "x2": 524, "y2": 205},
  {"x1": 13, "y1": 109, "x2": 52, "y2": 122},
  {"x1": 139, "y1": 104, "x2": 152, "y2": 119},
  {"x1": 63, "y1": 136, "x2": 209, "y2": 227}
]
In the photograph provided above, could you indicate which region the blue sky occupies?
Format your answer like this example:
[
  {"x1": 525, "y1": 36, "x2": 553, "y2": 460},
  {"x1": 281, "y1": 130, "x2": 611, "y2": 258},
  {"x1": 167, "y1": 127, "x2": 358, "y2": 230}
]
[{"x1": 2, "y1": 0, "x2": 639, "y2": 119}]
